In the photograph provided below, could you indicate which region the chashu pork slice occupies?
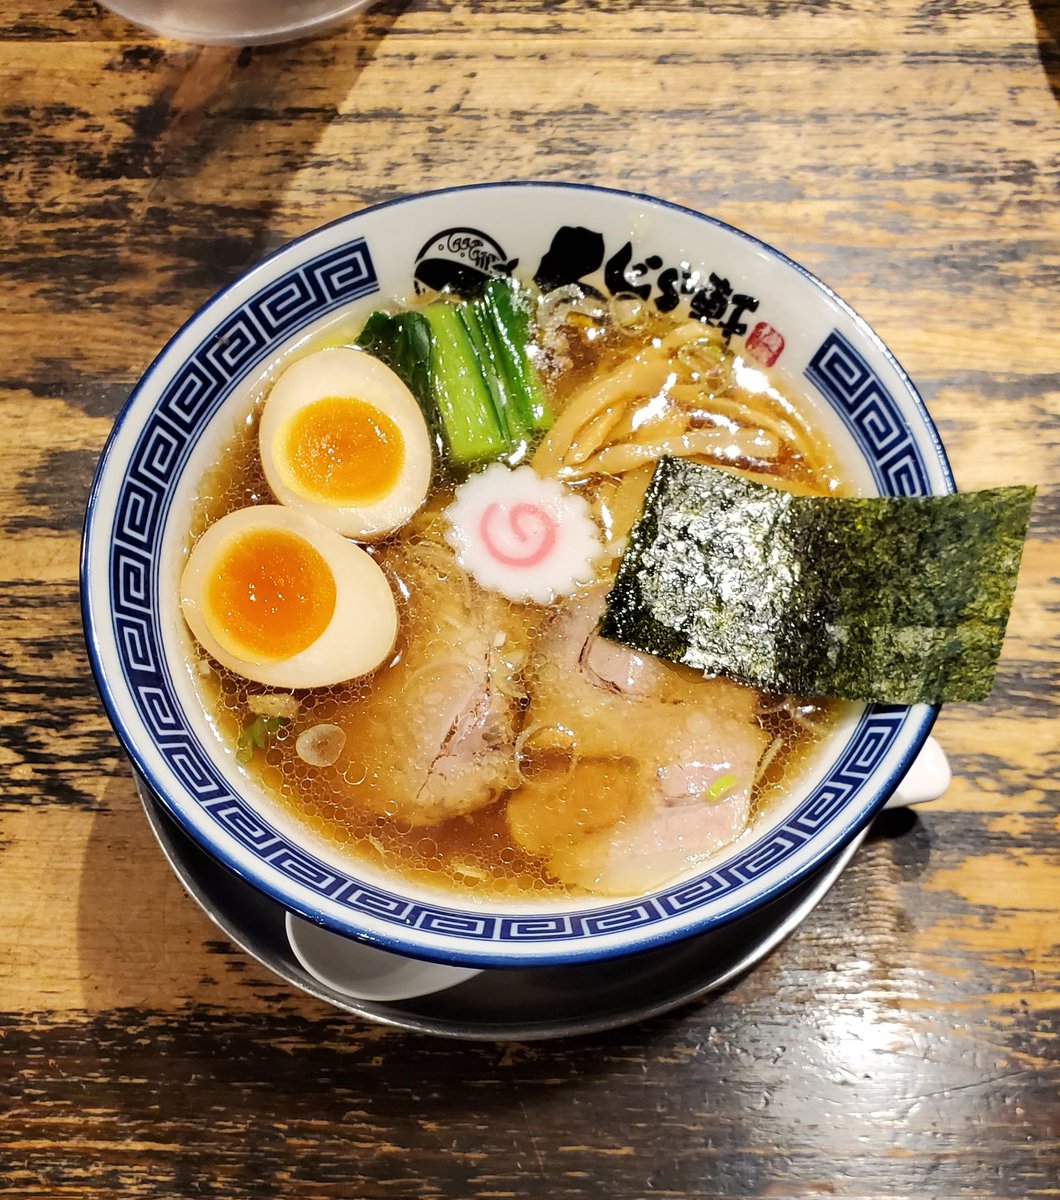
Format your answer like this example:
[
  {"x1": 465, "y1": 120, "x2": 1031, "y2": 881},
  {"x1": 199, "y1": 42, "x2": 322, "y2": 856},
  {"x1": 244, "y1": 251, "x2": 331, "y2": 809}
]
[
  {"x1": 509, "y1": 586, "x2": 767, "y2": 894},
  {"x1": 353, "y1": 549, "x2": 530, "y2": 827}
]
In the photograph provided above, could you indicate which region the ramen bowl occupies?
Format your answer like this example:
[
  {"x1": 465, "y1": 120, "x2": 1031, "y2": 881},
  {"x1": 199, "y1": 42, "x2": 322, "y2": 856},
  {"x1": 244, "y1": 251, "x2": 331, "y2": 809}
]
[{"x1": 82, "y1": 182, "x2": 953, "y2": 969}]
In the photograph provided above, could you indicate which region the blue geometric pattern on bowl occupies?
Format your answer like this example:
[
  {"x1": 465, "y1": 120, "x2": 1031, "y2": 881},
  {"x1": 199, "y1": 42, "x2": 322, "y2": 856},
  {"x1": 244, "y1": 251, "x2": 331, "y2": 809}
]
[
  {"x1": 805, "y1": 331, "x2": 929, "y2": 495},
  {"x1": 109, "y1": 226, "x2": 928, "y2": 946}
]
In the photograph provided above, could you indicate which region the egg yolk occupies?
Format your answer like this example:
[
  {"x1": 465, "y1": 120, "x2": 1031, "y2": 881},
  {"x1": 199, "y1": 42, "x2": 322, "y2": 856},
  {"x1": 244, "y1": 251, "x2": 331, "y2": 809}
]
[
  {"x1": 203, "y1": 528, "x2": 337, "y2": 662},
  {"x1": 280, "y1": 396, "x2": 405, "y2": 506}
]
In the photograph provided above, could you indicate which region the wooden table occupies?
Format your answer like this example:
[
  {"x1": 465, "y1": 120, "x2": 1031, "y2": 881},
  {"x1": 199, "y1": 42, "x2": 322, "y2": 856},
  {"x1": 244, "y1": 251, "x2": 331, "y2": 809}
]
[{"x1": 2, "y1": 1, "x2": 1057, "y2": 1196}]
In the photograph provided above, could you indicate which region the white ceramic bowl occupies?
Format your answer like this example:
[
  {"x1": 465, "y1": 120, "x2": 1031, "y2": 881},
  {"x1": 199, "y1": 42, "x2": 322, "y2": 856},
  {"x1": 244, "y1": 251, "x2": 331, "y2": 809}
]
[{"x1": 82, "y1": 183, "x2": 953, "y2": 968}]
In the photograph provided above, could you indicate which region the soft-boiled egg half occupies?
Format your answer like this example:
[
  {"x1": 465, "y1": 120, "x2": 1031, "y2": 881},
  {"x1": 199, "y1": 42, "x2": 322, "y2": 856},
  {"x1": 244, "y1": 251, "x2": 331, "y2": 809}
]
[
  {"x1": 180, "y1": 505, "x2": 397, "y2": 689},
  {"x1": 258, "y1": 347, "x2": 432, "y2": 540}
]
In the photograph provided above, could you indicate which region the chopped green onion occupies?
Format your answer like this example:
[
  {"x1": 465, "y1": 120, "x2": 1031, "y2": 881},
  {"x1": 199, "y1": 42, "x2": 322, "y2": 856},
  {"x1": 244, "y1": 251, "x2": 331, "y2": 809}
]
[
  {"x1": 703, "y1": 773, "x2": 738, "y2": 803},
  {"x1": 235, "y1": 714, "x2": 287, "y2": 764}
]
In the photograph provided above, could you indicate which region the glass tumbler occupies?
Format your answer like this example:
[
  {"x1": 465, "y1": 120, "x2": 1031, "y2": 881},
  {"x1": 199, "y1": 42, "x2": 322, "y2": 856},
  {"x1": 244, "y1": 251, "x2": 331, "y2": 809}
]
[{"x1": 98, "y1": 0, "x2": 379, "y2": 44}]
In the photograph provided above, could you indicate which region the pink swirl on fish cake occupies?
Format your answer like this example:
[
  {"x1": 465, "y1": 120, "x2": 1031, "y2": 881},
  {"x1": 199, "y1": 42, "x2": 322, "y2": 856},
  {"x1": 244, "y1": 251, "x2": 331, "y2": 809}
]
[
  {"x1": 443, "y1": 463, "x2": 601, "y2": 604},
  {"x1": 479, "y1": 501, "x2": 558, "y2": 567}
]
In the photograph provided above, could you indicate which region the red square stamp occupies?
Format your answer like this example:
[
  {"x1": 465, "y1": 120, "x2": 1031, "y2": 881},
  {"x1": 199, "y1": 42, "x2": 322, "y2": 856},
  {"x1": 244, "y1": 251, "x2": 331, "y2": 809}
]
[{"x1": 746, "y1": 322, "x2": 785, "y2": 367}]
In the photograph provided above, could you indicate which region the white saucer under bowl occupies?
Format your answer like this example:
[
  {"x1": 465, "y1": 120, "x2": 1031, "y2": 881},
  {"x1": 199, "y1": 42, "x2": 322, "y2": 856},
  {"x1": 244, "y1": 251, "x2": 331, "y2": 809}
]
[{"x1": 133, "y1": 769, "x2": 867, "y2": 1040}]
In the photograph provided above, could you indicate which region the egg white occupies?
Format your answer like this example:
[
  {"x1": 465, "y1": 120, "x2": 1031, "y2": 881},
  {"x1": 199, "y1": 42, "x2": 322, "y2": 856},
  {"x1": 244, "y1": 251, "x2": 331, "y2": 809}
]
[
  {"x1": 180, "y1": 504, "x2": 397, "y2": 689},
  {"x1": 259, "y1": 347, "x2": 432, "y2": 540}
]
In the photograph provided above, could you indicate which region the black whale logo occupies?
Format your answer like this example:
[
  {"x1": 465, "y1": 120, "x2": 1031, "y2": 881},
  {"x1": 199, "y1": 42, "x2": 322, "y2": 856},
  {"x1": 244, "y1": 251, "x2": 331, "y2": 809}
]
[{"x1": 413, "y1": 227, "x2": 518, "y2": 298}]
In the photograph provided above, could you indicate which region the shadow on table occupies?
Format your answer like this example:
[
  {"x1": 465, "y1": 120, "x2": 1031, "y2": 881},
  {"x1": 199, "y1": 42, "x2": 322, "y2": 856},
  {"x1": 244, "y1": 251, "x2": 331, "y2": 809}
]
[
  {"x1": 73, "y1": 772, "x2": 228, "y2": 1010},
  {"x1": 119, "y1": 0, "x2": 417, "y2": 301},
  {"x1": 1028, "y1": 0, "x2": 1060, "y2": 107}
]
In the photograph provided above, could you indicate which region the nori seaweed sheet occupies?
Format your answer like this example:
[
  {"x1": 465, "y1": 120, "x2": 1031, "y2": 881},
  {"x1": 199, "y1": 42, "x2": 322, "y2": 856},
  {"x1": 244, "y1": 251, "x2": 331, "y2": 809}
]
[{"x1": 600, "y1": 458, "x2": 1035, "y2": 704}]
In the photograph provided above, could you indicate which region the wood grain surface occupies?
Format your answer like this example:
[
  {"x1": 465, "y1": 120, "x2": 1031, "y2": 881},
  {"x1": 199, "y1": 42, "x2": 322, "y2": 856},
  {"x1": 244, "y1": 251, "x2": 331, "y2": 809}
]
[{"x1": 1, "y1": 1, "x2": 1057, "y2": 1197}]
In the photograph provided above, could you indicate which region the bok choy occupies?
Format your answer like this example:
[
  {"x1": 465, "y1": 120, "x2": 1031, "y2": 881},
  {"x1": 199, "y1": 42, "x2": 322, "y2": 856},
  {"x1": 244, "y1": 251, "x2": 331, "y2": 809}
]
[{"x1": 356, "y1": 279, "x2": 552, "y2": 467}]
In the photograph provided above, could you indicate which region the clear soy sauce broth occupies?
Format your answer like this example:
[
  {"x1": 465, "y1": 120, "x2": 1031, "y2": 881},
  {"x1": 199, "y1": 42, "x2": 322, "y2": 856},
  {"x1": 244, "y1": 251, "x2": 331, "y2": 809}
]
[{"x1": 186, "y1": 294, "x2": 852, "y2": 899}]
